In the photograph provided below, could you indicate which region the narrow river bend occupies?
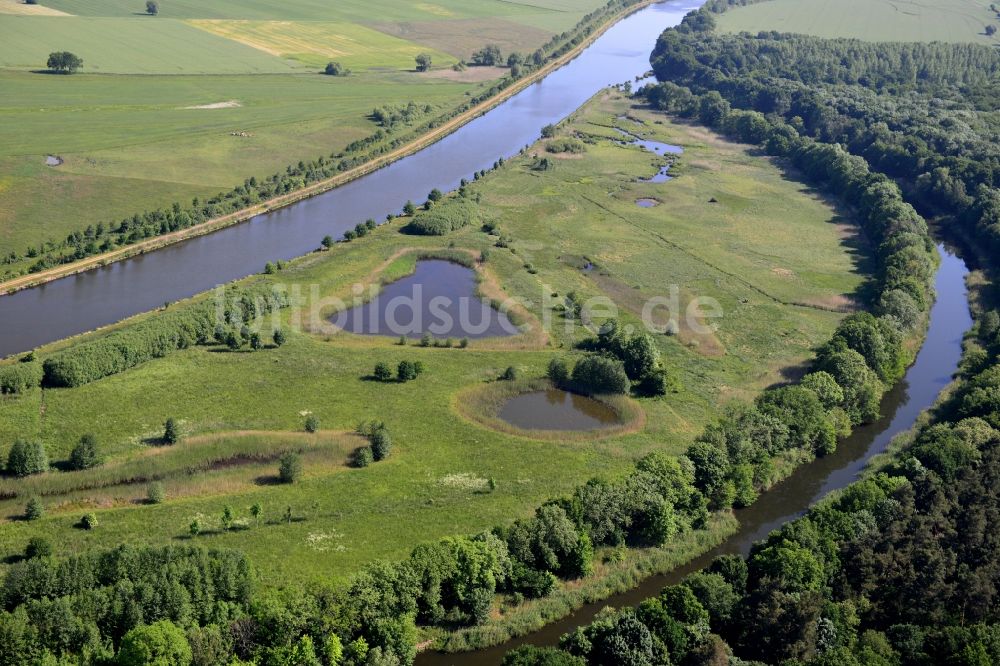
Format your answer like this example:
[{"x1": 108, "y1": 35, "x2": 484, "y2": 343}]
[
  {"x1": 417, "y1": 245, "x2": 972, "y2": 664},
  {"x1": 0, "y1": 0, "x2": 704, "y2": 358}
]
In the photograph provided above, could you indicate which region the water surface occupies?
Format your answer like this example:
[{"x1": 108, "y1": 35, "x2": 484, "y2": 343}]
[
  {"x1": 498, "y1": 389, "x2": 620, "y2": 431},
  {"x1": 334, "y1": 260, "x2": 517, "y2": 339}
]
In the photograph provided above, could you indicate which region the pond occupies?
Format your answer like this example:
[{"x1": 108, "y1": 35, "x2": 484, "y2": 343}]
[
  {"x1": 615, "y1": 128, "x2": 683, "y2": 183},
  {"x1": 332, "y1": 259, "x2": 518, "y2": 339},
  {"x1": 498, "y1": 388, "x2": 620, "y2": 431},
  {"x1": 636, "y1": 198, "x2": 659, "y2": 207}
]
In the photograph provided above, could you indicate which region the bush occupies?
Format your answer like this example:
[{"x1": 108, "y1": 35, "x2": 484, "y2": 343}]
[
  {"x1": 324, "y1": 61, "x2": 345, "y2": 76},
  {"x1": 24, "y1": 537, "x2": 52, "y2": 559},
  {"x1": 24, "y1": 497, "x2": 44, "y2": 521},
  {"x1": 545, "y1": 137, "x2": 587, "y2": 154},
  {"x1": 163, "y1": 418, "x2": 180, "y2": 445},
  {"x1": 397, "y1": 360, "x2": 420, "y2": 382},
  {"x1": 420, "y1": 333, "x2": 433, "y2": 347},
  {"x1": 571, "y1": 356, "x2": 630, "y2": 395},
  {"x1": 147, "y1": 482, "x2": 166, "y2": 504},
  {"x1": 81, "y1": 513, "x2": 98, "y2": 530},
  {"x1": 547, "y1": 358, "x2": 570, "y2": 387},
  {"x1": 501, "y1": 366, "x2": 518, "y2": 381},
  {"x1": 0, "y1": 362, "x2": 43, "y2": 394},
  {"x1": 404, "y1": 200, "x2": 480, "y2": 236},
  {"x1": 371, "y1": 429, "x2": 392, "y2": 461},
  {"x1": 304, "y1": 415, "x2": 319, "y2": 433},
  {"x1": 278, "y1": 452, "x2": 303, "y2": 484},
  {"x1": 69, "y1": 433, "x2": 100, "y2": 470},
  {"x1": 373, "y1": 362, "x2": 394, "y2": 382},
  {"x1": 7, "y1": 440, "x2": 48, "y2": 477},
  {"x1": 636, "y1": 368, "x2": 677, "y2": 396},
  {"x1": 354, "y1": 446, "x2": 375, "y2": 468}
]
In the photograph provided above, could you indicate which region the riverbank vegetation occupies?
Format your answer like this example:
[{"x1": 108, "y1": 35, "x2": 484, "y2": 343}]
[
  {"x1": 0, "y1": 87, "x2": 873, "y2": 662},
  {"x1": 496, "y1": 3, "x2": 1000, "y2": 664}
]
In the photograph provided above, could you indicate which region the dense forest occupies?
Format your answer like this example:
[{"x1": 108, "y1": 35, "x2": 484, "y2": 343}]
[{"x1": 498, "y1": 4, "x2": 1000, "y2": 665}]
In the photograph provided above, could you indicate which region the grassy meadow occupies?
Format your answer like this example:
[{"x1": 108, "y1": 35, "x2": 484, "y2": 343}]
[
  {"x1": 0, "y1": 93, "x2": 868, "y2": 588},
  {"x1": 717, "y1": 0, "x2": 999, "y2": 43},
  {"x1": 0, "y1": 0, "x2": 607, "y2": 269}
]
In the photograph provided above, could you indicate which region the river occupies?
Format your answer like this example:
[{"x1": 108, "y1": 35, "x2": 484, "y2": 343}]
[
  {"x1": 417, "y1": 244, "x2": 972, "y2": 664},
  {"x1": 0, "y1": 0, "x2": 704, "y2": 359},
  {"x1": 3, "y1": 3, "x2": 975, "y2": 661}
]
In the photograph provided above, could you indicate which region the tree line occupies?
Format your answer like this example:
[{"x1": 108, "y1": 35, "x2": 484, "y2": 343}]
[{"x1": 37, "y1": 284, "x2": 288, "y2": 388}]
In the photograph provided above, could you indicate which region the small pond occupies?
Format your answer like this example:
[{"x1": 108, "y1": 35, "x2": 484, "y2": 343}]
[
  {"x1": 45, "y1": 155, "x2": 63, "y2": 166},
  {"x1": 615, "y1": 128, "x2": 683, "y2": 183},
  {"x1": 636, "y1": 198, "x2": 659, "y2": 208},
  {"x1": 332, "y1": 259, "x2": 519, "y2": 339},
  {"x1": 498, "y1": 389, "x2": 619, "y2": 431}
]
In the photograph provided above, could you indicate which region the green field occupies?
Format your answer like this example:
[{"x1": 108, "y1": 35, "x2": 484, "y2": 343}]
[
  {"x1": 0, "y1": 0, "x2": 608, "y2": 268},
  {"x1": 0, "y1": 70, "x2": 474, "y2": 259},
  {"x1": 717, "y1": 0, "x2": 999, "y2": 43},
  {"x1": 0, "y1": 94, "x2": 867, "y2": 587},
  {"x1": 0, "y1": 17, "x2": 302, "y2": 73},
  {"x1": 30, "y1": 0, "x2": 604, "y2": 21}
]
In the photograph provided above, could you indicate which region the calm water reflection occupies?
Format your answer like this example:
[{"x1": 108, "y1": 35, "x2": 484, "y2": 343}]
[
  {"x1": 334, "y1": 260, "x2": 517, "y2": 339},
  {"x1": 498, "y1": 389, "x2": 620, "y2": 431}
]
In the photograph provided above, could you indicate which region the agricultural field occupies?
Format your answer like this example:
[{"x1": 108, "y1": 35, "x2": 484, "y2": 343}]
[
  {"x1": 0, "y1": 93, "x2": 868, "y2": 588},
  {"x1": 0, "y1": 0, "x2": 607, "y2": 268},
  {"x1": 717, "y1": 0, "x2": 999, "y2": 43}
]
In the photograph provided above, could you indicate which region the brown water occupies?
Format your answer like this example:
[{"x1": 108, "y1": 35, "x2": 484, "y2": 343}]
[
  {"x1": 333, "y1": 260, "x2": 517, "y2": 339},
  {"x1": 498, "y1": 389, "x2": 620, "y2": 431},
  {"x1": 417, "y1": 244, "x2": 972, "y2": 665},
  {"x1": 0, "y1": 0, "x2": 705, "y2": 359}
]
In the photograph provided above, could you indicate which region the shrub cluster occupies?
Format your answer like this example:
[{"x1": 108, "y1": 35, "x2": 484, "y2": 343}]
[
  {"x1": 0, "y1": 361, "x2": 43, "y2": 395},
  {"x1": 404, "y1": 199, "x2": 481, "y2": 236}
]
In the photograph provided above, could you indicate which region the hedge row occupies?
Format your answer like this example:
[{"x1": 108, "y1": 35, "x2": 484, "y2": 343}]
[{"x1": 41, "y1": 285, "x2": 288, "y2": 388}]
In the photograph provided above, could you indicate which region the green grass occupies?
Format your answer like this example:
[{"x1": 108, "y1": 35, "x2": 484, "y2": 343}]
[
  {"x1": 0, "y1": 94, "x2": 867, "y2": 588},
  {"x1": 0, "y1": 69, "x2": 478, "y2": 259},
  {"x1": 33, "y1": 0, "x2": 579, "y2": 22},
  {"x1": 0, "y1": 16, "x2": 300, "y2": 73},
  {"x1": 186, "y1": 19, "x2": 458, "y2": 71},
  {"x1": 717, "y1": 0, "x2": 999, "y2": 44}
]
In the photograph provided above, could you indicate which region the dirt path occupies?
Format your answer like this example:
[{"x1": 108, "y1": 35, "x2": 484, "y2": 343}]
[{"x1": 0, "y1": 0, "x2": 657, "y2": 297}]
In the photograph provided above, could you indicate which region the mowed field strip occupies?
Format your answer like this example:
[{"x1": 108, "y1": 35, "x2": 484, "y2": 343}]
[
  {"x1": 0, "y1": 0, "x2": 70, "y2": 15},
  {"x1": 718, "y1": 0, "x2": 998, "y2": 43},
  {"x1": 31, "y1": 0, "x2": 594, "y2": 21},
  {"x1": 187, "y1": 19, "x2": 457, "y2": 70},
  {"x1": 0, "y1": 16, "x2": 306, "y2": 73}
]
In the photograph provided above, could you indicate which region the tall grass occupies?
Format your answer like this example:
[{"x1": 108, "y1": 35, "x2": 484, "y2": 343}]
[{"x1": 0, "y1": 431, "x2": 359, "y2": 500}]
